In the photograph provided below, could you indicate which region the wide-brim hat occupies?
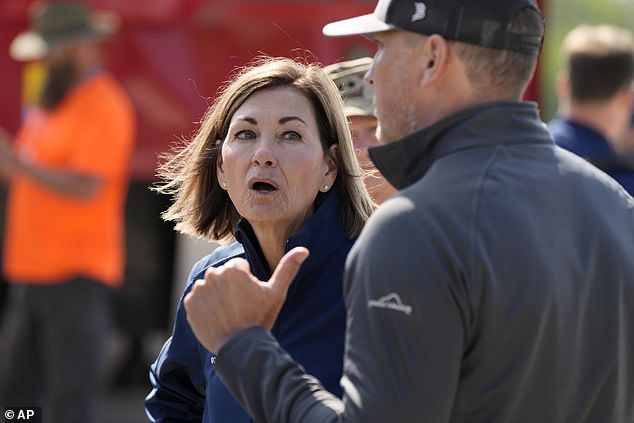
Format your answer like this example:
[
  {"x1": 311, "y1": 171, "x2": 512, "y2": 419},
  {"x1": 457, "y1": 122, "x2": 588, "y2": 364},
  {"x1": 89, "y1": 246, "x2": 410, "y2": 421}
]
[{"x1": 10, "y1": 2, "x2": 119, "y2": 62}]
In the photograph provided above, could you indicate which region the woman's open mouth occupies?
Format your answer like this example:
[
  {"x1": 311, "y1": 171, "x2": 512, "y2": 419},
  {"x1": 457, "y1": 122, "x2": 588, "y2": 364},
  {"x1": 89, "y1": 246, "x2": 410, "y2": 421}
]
[
  {"x1": 249, "y1": 178, "x2": 279, "y2": 194},
  {"x1": 252, "y1": 181, "x2": 276, "y2": 192}
]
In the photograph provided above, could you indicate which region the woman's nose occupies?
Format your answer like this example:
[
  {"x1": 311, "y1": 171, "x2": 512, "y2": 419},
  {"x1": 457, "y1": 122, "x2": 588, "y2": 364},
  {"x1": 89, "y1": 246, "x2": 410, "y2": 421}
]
[{"x1": 251, "y1": 139, "x2": 276, "y2": 167}]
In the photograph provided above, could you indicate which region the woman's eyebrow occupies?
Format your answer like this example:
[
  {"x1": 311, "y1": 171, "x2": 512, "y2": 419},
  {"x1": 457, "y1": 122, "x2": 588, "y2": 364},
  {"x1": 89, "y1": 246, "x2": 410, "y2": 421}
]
[
  {"x1": 235, "y1": 116, "x2": 257, "y2": 125},
  {"x1": 279, "y1": 116, "x2": 306, "y2": 125},
  {"x1": 233, "y1": 116, "x2": 306, "y2": 125}
]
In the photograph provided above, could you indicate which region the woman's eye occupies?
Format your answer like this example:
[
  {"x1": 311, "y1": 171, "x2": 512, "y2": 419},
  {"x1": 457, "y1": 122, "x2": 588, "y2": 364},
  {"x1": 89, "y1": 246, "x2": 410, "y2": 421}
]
[
  {"x1": 235, "y1": 130, "x2": 256, "y2": 140},
  {"x1": 282, "y1": 131, "x2": 301, "y2": 141}
]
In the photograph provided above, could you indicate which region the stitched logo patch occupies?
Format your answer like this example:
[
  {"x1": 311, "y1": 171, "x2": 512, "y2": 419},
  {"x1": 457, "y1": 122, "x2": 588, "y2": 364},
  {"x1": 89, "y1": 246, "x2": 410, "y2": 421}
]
[{"x1": 368, "y1": 292, "x2": 413, "y2": 315}]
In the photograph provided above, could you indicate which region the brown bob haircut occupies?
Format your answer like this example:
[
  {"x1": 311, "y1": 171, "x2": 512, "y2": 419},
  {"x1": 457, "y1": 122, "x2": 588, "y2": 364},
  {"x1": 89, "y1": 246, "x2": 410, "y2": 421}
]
[{"x1": 156, "y1": 56, "x2": 374, "y2": 243}]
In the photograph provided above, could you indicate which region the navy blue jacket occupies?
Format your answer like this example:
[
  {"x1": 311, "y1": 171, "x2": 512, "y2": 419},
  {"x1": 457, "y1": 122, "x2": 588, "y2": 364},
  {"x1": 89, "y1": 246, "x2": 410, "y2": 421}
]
[
  {"x1": 549, "y1": 117, "x2": 634, "y2": 195},
  {"x1": 145, "y1": 192, "x2": 353, "y2": 422}
]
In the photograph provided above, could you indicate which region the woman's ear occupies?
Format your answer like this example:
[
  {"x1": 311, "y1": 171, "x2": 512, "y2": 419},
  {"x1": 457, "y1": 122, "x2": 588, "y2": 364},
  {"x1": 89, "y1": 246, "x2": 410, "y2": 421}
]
[
  {"x1": 323, "y1": 144, "x2": 339, "y2": 189},
  {"x1": 217, "y1": 167, "x2": 226, "y2": 190},
  {"x1": 215, "y1": 139, "x2": 227, "y2": 190}
]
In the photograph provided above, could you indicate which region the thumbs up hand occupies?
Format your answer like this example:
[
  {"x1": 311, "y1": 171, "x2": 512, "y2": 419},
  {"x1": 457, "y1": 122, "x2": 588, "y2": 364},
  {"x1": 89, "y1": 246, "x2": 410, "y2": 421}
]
[{"x1": 184, "y1": 247, "x2": 310, "y2": 353}]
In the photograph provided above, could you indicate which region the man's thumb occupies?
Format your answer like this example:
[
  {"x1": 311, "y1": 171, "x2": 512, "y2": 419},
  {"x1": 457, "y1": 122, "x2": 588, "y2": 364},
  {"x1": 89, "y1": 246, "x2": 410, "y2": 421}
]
[{"x1": 270, "y1": 247, "x2": 310, "y2": 293}]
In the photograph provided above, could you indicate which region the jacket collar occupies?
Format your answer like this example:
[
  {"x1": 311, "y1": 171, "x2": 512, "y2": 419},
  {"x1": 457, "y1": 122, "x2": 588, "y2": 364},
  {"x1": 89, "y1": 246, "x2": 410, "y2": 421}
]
[
  {"x1": 369, "y1": 101, "x2": 552, "y2": 190},
  {"x1": 234, "y1": 191, "x2": 349, "y2": 279}
]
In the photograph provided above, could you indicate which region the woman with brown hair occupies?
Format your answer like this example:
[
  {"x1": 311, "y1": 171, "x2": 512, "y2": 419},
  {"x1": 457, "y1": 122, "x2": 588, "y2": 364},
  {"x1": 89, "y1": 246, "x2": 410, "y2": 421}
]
[{"x1": 146, "y1": 56, "x2": 373, "y2": 423}]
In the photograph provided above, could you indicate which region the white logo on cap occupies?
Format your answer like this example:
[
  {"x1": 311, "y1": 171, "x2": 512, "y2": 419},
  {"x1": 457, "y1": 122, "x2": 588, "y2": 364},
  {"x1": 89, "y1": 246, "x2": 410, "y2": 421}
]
[{"x1": 411, "y1": 2, "x2": 427, "y2": 22}]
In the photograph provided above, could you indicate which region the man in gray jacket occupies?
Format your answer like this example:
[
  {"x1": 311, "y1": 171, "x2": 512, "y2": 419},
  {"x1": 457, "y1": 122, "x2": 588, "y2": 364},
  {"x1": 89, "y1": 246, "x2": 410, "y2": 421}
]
[{"x1": 183, "y1": 0, "x2": 634, "y2": 421}]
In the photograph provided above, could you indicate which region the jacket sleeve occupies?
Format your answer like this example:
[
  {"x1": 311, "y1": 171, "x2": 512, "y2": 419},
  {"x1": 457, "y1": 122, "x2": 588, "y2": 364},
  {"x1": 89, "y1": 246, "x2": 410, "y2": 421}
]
[
  {"x1": 145, "y1": 271, "x2": 207, "y2": 422},
  {"x1": 215, "y1": 198, "x2": 471, "y2": 422}
]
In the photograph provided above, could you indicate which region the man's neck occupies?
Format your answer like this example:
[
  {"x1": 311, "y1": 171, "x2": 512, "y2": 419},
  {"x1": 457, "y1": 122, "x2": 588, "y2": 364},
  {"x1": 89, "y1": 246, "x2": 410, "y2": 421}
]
[{"x1": 565, "y1": 100, "x2": 622, "y2": 145}]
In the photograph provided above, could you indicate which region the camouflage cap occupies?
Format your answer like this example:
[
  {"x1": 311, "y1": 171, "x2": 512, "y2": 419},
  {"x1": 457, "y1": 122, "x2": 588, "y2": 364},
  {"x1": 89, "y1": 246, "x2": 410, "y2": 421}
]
[{"x1": 324, "y1": 57, "x2": 375, "y2": 118}]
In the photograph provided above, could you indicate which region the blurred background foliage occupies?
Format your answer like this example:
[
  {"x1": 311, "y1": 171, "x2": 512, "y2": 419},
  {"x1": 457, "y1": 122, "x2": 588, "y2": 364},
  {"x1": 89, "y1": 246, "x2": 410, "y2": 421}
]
[{"x1": 540, "y1": 0, "x2": 634, "y2": 120}]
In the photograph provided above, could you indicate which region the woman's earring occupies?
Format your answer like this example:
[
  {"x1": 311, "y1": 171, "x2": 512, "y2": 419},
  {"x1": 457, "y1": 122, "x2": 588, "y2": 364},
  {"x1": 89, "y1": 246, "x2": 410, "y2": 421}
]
[
  {"x1": 322, "y1": 184, "x2": 329, "y2": 192},
  {"x1": 222, "y1": 182, "x2": 227, "y2": 189}
]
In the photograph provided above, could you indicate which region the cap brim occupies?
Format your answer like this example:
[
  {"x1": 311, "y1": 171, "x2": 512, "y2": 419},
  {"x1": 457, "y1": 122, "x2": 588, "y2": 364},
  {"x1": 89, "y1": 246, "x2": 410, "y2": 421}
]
[
  {"x1": 9, "y1": 27, "x2": 111, "y2": 62},
  {"x1": 9, "y1": 32, "x2": 48, "y2": 61},
  {"x1": 323, "y1": 13, "x2": 393, "y2": 37},
  {"x1": 9, "y1": 10, "x2": 119, "y2": 62}
]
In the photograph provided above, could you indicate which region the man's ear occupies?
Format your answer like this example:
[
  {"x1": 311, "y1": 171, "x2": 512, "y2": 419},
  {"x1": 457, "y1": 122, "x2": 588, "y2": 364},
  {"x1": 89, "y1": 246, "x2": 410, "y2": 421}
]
[
  {"x1": 421, "y1": 35, "x2": 449, "y2": 87},
  {"x1": 616, "y1": 84, "x2": 634, "y2": 108},
  {"x1": 555, "y1": 72, "x2": 570, "y2": 98},
  {"x1": 555, "y1": 72, "x2": 572, "y2": 114}
]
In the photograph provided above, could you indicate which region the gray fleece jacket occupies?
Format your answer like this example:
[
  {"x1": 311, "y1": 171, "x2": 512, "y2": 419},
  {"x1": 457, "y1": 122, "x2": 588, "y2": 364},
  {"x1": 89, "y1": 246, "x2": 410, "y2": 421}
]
[{"x1": 215, "y1": 102, "x2": 634, "y2": 423}]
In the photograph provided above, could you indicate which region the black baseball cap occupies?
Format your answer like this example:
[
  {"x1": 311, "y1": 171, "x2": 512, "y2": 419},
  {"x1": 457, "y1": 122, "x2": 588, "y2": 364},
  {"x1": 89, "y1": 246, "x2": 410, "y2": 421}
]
[{"x1": 323, "y1": 0, "x2": 543, "y2": 55}]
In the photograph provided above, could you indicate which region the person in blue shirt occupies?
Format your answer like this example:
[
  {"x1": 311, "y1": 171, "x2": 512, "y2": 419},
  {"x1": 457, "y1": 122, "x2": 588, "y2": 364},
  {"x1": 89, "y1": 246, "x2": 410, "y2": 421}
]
[
  {"x1": 145, "y1": 56, "x2": 374, "y2": 422},
  {"x1": 549, "y1": 24, "x2": 634, "y2": 194}
]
